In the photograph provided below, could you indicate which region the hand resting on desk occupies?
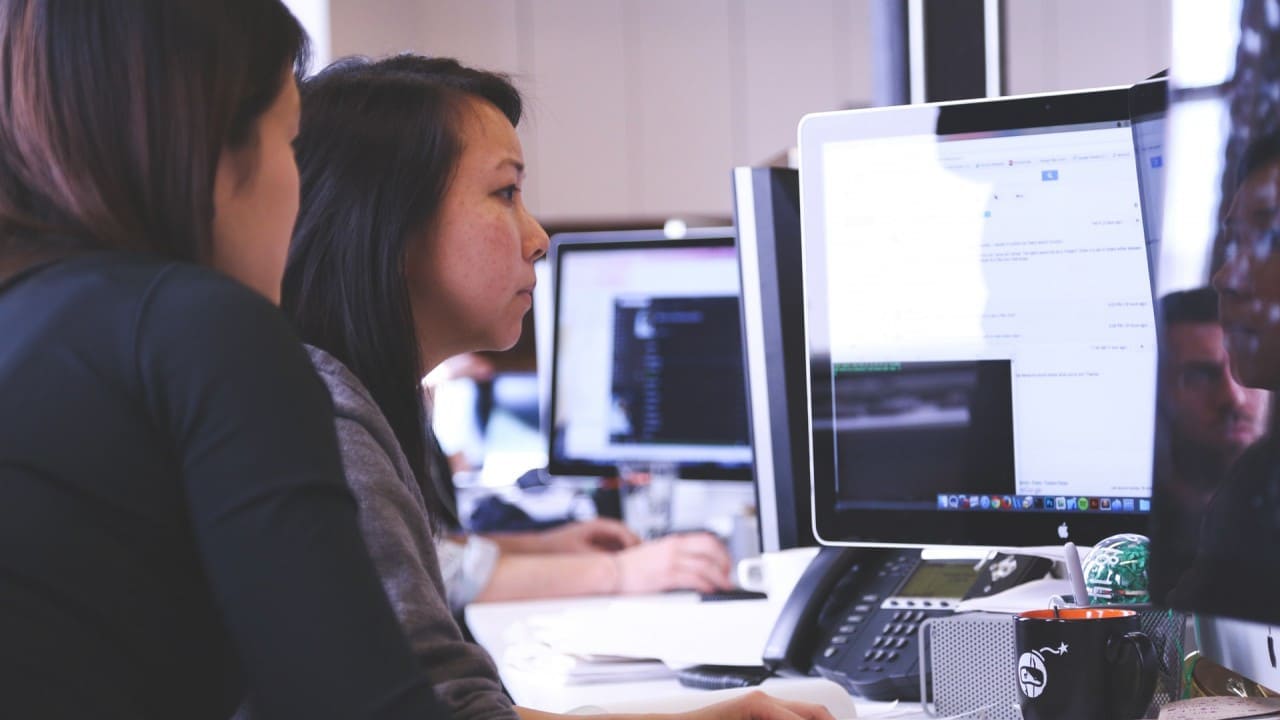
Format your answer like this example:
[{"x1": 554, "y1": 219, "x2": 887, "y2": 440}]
[
  {"x1": 671, "y1": 690, "x2": 836, "y2": 720},
  {"x1": 476, "y1": 530, "x2": 734, "y2": 601},
  {"x1": 616, "y1": 533, "x2": 733, "y2": 594},
  {"x1": 522, "y1": 689, "x2": 838, "y2": 720}
]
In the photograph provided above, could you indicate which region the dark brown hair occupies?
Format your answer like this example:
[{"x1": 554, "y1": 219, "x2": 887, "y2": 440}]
[
  {"x1": 1160, "y1": 287, "x2": 1219, "y2": 328},
  {"x1": 0, "y1": 0, "x2": 309, "y2": 265},
  {"x1": 283, "y1": 55, "x2": 521, "y2": 521}
]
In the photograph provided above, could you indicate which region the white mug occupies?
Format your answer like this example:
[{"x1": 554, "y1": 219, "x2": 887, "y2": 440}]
[{"x1": 735, "y1": 546, "x2": 820, "y2": 601}]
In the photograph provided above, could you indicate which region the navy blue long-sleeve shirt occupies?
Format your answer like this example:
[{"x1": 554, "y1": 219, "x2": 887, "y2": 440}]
[{"x1": 0, "y1": 252, "x2": 446, "y2": 719}]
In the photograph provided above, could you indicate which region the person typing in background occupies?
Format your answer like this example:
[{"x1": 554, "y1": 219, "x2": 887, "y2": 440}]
[{"x1": 422, "y1": 356, "x2": 734, "y2": 611}]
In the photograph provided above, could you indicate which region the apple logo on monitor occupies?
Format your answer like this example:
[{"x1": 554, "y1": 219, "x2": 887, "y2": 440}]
[{"x1": 1057, "y1": 523, "x2": 1069, "y2": 540}]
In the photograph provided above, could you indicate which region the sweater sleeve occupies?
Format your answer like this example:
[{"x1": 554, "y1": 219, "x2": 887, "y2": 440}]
[
  {"x1": 134, "y1": 266, "x2": 444, "y2": 720},
  {"x1": 333, "y1": 415, "x2": 517, "y2": 720}
]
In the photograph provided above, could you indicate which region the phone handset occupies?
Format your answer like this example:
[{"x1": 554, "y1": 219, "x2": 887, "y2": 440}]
[{"x1": 761, "y1": 547, "x2": 867, "y2": 675}]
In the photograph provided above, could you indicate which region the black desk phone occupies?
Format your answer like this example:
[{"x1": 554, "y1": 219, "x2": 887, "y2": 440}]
[{"x1": 762, "y1": 546, "x2": 1052, "y2": 701}]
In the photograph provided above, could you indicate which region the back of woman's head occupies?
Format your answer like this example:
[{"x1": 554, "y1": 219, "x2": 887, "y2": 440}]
[
  {"x1": 283, "y1": 54, "x2": 521, "y2": 504},
  {"x1": 0, "y1": 0, "x2": 308, "y2": 261}
]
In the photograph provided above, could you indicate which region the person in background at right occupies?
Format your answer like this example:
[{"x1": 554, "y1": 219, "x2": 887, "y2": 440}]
[
  {"x1": 1170, "y1": 131, "x2": 1280, "y2": 618},
  {"x1": 1154, "y1": 286, "x2": 1270, "y2": 573}
]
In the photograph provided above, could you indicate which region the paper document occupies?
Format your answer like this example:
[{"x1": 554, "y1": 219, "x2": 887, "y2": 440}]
[
  {"x1": 522, "y1": 596, "x2": 780, "y2": 669},
  {"x1": 502, "y1": 640, "x2": 674, "y2": 685}
]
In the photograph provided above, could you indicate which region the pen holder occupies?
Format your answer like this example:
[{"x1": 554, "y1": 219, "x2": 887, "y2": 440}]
[{"x1": 919, "y1": 605, "x2": 1186, "y2": 719}]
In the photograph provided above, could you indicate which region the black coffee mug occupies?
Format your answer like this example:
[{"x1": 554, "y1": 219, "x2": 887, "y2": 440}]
[{"x1": 1015, "y1": 608, "x2": 1157, "y2": 720}]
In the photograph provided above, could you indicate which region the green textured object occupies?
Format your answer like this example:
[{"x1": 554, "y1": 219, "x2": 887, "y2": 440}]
[{"x1": 1083, "y1": 533, "x2": 1150, "y2": 604}]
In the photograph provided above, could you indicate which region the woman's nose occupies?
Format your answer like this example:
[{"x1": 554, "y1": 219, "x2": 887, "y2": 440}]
[
  {"x1": 523, "y1": 211, "x2": 548, "y2": 261},
  {"x1": 1213, "y1": 242, "x2": 1250, "y2": 297}
]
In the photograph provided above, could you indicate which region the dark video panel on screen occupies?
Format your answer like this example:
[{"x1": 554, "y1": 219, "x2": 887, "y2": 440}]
[
  {"x1": 832, "y1": 359, "x2": 1016, "y2": 506},
  {"x1": 609, "y1": 296, "x2": 749, "y2": 447}
]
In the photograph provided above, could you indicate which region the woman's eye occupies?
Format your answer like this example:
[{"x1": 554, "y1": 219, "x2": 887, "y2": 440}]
[{"x1": 498, "y1": 185, "x2": 519, "y2": 202}]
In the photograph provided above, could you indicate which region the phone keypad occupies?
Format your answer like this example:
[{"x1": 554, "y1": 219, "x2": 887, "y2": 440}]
[
  {"x1": 810, "y1": 550, "x2": 972, "y2": 702},
  {"x1": 837, "y1": 611, "x2": 927, "y2": 679}
]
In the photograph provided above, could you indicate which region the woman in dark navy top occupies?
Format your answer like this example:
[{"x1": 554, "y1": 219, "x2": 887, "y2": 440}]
[{"x1": 0, "y1": 2, "x2": 446, "y2": 719}]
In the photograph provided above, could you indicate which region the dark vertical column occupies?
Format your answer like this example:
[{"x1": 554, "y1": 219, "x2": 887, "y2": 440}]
[
  {"x1": 885, "y1": 0, "x2": 1004, "y2": 104},
  {"x1": 922, "y1": 0, "x2": 991, "y2": 102}
]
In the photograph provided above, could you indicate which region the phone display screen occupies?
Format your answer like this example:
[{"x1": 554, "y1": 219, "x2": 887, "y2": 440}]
[{"x1": 896, "y1": 561, "x2": 979, "y2": 598}]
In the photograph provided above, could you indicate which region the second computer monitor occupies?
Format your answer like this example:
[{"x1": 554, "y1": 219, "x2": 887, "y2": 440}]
[
  {"x1": 547, "y1": 228, "x2": 752, "y2": 480},
  {"x1": 732, "y1": 167, "x2": 815, "y2": 550},
  {"x1": 799, "y1": 86, "x2": 1158, "y2": 547}
]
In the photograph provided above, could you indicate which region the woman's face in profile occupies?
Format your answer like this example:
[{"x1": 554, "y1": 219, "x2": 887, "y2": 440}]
[
  {"x1": 1215, "y1": 158, "x2": 1280, "y2": 390},
  {"x1": 406, "y1": 98, "x2": 549, "y2": 372},
  {"x1": 210, "y1": 70, "x2": 302, "y2": 304}
]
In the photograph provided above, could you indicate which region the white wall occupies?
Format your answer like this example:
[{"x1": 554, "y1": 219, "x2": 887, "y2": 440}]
[
  {"x1": 323, "y1": 0, "x2": 1170, "y2": 222},
  {"x1": 282, "y1": 0, "x2": 332, "y2": 74},
  {"x1": 1003, "y1": 0, "x2": 1171, "y2": 95},
  {"x1": 328, "y1": 0, "x2": 872, "y2": 222}
]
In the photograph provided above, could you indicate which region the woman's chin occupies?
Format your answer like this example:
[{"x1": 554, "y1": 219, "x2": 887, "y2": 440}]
[{"x1": 484, "y1": 329, "x2": 522, "y2": 353}]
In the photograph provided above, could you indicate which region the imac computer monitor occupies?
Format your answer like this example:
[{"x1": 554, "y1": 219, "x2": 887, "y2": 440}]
[
  {"x1": 547, "y1": 228, "x2": 753, "y2": 480},
  {"x1": 798, "y1": 86, "x2": 1158, "y2": 548},
  {"x1": 732, "y1": 166, "x2": 816, "y2": 551},
  {"x1": 1147, "y1": 0, "x2": 1280, "y2": 691}
]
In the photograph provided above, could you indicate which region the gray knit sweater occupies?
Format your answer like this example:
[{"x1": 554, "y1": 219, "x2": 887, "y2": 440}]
[{"x1": 305, "y1": 346, "x2": 517, "y2": 720}]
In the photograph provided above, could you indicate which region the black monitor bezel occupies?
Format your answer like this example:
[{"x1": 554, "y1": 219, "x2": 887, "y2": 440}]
[
  {"x1": 1128, "y1": 76, "x2": 1168, "y2": 124},
  {"x1": 545, "y1": 227, "x2": 753, "y2": 481},
  {"x1": 801, "y1": 86, "x2": 1157, "y2": 548},
  {"x1": 732, "y1": 166, "x2": 817, "y2": 550}
]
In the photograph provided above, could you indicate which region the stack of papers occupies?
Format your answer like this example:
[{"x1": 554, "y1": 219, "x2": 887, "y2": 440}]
[
  {"x1": 503, "y1": 642, "x2": 673, "y2": 684},
  {"x1": 500, "y1": 594, "x2": 781, "y2": 684}
]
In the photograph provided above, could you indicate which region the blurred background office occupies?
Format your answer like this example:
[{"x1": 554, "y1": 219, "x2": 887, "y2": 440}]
[
  {"x1": 281, "y1": 0, "x2": 1174, "y2": 523},
  {"x1": 286, "y1": 0, "x2": 1170, "y2": 226}
]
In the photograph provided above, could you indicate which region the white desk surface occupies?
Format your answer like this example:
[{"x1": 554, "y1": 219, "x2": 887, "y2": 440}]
[{"x1": 465, "y1": 594, "x2": 928, "y2": 718}]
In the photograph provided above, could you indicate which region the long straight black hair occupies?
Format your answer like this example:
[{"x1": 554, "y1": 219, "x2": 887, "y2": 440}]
[{"x1": 282, "y1": 55, "x2": 522, "y2": 510}]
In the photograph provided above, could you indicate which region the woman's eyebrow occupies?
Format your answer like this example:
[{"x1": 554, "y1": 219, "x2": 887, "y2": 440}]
[{"x1": 494, "y1": 157, "x2": 525, "y2": 175}]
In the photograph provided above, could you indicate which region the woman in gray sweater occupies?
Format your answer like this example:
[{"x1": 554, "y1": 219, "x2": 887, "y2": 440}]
[{"x1": 280, "y1": 54, "x2": 834, "y2": 720}]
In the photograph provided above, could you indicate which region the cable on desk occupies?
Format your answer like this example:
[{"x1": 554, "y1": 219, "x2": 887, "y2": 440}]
[{"x1": 675, "y1": 664, "x2": 773, "y2": 690}]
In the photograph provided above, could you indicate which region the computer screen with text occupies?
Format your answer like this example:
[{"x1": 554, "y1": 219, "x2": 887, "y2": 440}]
[
  {"x1": 548, "y1": 230, "x2": 752, "y2": 480},
  {"x1": 801, "y1": 87, "x2": 1157, "y2": 546}
]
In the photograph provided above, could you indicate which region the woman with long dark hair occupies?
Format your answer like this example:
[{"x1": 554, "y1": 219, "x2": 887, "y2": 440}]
[
  {"x1": 284, "y1": 54, "x2": 833, "y2": 720},
  {"x1": 0, "y1": 3, "x2": 445, "y2": 718}
]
